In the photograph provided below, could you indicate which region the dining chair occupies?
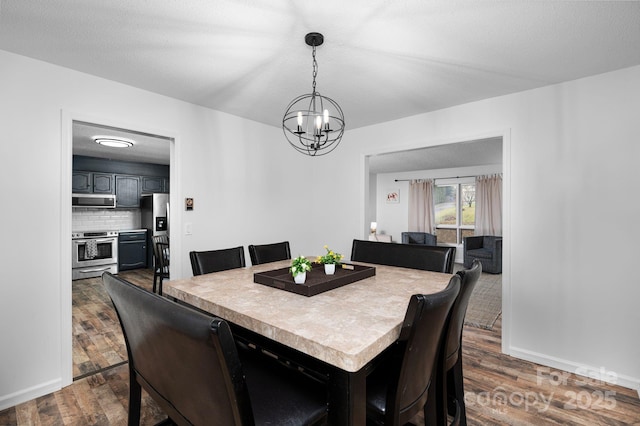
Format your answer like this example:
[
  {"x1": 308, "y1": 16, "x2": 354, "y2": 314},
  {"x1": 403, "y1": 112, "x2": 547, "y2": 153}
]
[
  {"x1": 155, "y1": 241, "x2": 170, "y2": 295},
  {"x1": 102, "y1": 272, "x2": 328, "y2": 426},
  {"x1": 189, "y1": 246, "x2": 246, "y2": 276},
  {"x1": 151, "y1": 234, "x2": 169, "y2": 293},
  {"x1": 366, "y1": 275, "x2": 461, "y2": 426},
  {"x1": 248, "y1": 241, "x2": 291, "y2": 265},
  {"x1": 441, "y1": 259, "x2": 482, "y2": 425},
  {"x1": 351, "y1": 239, "x2": 456, "y2": 273}
]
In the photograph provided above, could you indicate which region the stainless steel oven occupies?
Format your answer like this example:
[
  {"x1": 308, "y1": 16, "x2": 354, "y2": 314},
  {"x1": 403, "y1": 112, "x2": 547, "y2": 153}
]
[{"x1": 72, "y1": 230, "x2": 119, "y2": 280}]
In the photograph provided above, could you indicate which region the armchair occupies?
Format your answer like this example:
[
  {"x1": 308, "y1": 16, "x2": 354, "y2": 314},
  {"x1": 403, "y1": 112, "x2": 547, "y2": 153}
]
[
  {"x1": 463, "y1": 235, "x2": 502, "y2": 274},
  {"x1": 401, "y1": 232, "x2": 437, "y2": 246}
]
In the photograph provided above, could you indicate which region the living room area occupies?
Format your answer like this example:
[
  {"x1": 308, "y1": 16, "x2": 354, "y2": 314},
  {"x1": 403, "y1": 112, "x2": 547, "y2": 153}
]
[{"x1": 366, "y1": 138, "x2": 504, "y2": 326}]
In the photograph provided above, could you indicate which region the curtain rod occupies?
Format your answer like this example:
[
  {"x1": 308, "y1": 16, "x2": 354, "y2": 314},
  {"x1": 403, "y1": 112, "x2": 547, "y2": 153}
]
[{"x1": 394, "y1": 175, "x2": 477, "y2": 182}]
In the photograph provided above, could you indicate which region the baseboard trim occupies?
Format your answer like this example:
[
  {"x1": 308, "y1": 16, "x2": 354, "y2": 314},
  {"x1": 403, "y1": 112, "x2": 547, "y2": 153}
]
[
  {"x1": 0, "y1": 378, "x2": 61, "y2": 411},
  {"x1": 509, "y1": 346, "x2": 640, "y2": 393}
]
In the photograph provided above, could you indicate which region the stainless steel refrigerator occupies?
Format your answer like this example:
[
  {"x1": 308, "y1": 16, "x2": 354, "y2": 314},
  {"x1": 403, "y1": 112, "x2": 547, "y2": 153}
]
[{"x1": 140, "y1": 193, "x2": 169, "y2": 267}]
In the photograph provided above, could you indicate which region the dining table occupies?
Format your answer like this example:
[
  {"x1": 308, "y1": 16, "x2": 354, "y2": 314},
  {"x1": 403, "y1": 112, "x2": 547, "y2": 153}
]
[{"x1": 163, "y1": 258, "x2": 453, "y2": 425}]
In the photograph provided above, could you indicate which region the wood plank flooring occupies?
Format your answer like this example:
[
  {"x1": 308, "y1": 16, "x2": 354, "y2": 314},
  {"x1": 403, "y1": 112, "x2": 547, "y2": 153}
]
[
  {"x1": 71, "y1": 270, "x2": 153, "y2": 380},
  {"x1": 1, "y1": 269, "x2": 638, "y2": 425}
]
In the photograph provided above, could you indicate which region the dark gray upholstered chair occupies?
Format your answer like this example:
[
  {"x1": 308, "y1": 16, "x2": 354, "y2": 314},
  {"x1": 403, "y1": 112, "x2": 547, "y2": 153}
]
[
  {"x1": 463, "y1": 235, "x2": 502, "y2": 274},
  {"x1": 351, "y1": 239, "x2": 456, "y2": 273},
  {"x1": 401, "y1": 231, "x2": 437, "y2": 246},
  {"x1": 102, "y1": 272, "x2": 328, "y2": 426},
  {"x1": 248, "y1": 241, "x2": 291, "y2": 265},
  {"x1": 441, "y1": 259, "x2": 482, "y2": 425},
  {"x1": 151, "y1": 234, "x2": 169, "y2": 293},
  {"x1": 366, "y1": 275, "x2": 461, "y2": 426},
  {"x1": 189, "y1": 246, "x2": 245, "y2": 276}
]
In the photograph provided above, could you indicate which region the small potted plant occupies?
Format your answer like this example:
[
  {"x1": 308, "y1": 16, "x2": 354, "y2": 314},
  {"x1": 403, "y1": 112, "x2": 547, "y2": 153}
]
[
  {"x1": 290, "y1": 255, "x2": 312, "y2": 284},
  {"x1": 316, "y1": 245, "x2": 344, "y2": 275}
]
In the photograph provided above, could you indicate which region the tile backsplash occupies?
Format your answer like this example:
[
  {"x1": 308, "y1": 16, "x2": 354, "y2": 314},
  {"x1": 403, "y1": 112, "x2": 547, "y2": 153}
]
[{"x1": 72, "y1": 208, "x2": 141, "y2": 231}]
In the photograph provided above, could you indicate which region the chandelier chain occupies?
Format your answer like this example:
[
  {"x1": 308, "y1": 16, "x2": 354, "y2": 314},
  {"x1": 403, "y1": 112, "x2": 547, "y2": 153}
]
[{"x1": 312, "y1": 45, "x2": 317, "y2": 93}]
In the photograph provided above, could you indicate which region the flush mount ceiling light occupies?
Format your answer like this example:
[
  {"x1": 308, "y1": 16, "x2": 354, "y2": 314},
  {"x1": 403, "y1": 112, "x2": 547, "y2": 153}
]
[
  {"x1": 93, "y1": 135, "x2": 135, "y2": 148},
  {"x1": 282, "y1": 32, "x2": 345, "y2": 156}
]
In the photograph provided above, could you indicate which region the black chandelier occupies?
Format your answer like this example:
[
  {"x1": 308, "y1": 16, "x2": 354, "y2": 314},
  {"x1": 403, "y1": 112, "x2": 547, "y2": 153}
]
[{"x1": 282, "y1": 32, "x2": 345, "y2": 156}]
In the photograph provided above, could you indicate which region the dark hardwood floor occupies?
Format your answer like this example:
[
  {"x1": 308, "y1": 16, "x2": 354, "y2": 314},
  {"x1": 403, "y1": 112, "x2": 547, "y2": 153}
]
[{"x1": 1, "y1": 268, "x2": 638, "y2": 425}]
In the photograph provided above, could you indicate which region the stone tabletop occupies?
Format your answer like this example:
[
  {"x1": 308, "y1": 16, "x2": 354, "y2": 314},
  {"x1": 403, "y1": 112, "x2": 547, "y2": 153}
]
[{"x1": 164, "y1": 260, "x2": 452, "y2": 372}]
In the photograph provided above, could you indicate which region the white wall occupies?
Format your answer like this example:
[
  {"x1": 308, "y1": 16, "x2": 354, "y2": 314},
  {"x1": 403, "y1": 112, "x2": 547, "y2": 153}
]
[
  {"x1": 1, "y1": 48, "x2": 638, "y2": 409},
  {"x1": 348, "y1": 66, "x2": 640, "y2": 391},
  {"x1": 0, "y1": 49, "x2": 317, "y2": 409}
]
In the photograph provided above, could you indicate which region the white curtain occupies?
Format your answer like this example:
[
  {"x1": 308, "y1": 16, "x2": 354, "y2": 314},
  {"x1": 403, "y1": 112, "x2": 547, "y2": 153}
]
[
  {"x1": 408, "y1": 179, "x2": 435, "y2": 233},
  {"x1": 475, "y1": 174, "x2": 502, "y2": 235}
]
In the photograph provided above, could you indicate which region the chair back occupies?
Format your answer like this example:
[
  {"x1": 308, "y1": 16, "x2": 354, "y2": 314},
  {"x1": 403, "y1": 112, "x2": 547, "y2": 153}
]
[
  {"x1": 444, "y1": 259, "x2": 482, "y2": 370},
  {"x1": 248, "y1": 241, "x2": 291, "y2": 265},
  {"x1": 157, "y1": 242, "x2": 170, "y2": 271},
  {"x1": 351, "y1": 239, "x2": 455, "y2": 273},
  {"x1": 151, "y1": 234, "x2": 169, "y2": 270},
  {"x1": 401, "y1": 232, "x2": 437, "y2": 246},
  {"x1": 190, "y1": 246, "x2": 246, "y2": 276},
  {"x1": 382, "y1": 275, "x2": 460, "y2": 425},
  {"x1": 102, "y1": 272, "x2": 254, "y2": 426}
]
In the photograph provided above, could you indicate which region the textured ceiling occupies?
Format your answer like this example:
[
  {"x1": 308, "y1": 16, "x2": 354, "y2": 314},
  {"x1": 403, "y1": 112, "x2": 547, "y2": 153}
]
[
  {"x1": 72, "y1": 121, "x2": 172, "y2": 165},
  {"x1": 1, "y1": 0, "x2": 638, "y2": 168}
]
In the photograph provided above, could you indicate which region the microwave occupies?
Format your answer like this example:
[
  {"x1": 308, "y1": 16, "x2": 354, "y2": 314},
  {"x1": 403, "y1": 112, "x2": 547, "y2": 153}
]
[{"x1": 72, "y1": 193, "x2": 116, "y2": 208}]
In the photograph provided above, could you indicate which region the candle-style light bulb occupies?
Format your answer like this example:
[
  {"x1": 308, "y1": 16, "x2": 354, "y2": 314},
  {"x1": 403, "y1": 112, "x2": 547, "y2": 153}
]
[
  {"x1": 294, "y1": 111, "x2": 304, "y2": 133},
  {"x1": 323, "y1": 109, "x2": 331, "y2": 132}
]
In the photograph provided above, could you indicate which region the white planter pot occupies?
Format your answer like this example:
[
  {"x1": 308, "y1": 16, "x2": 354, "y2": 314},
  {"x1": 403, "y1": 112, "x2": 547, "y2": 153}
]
[
  {"x1": 324, "y1": 264, "x2": 336, "y2": 275},
  {"x1": 294, "y1": 271, "x2": 307, "y2": 284}
]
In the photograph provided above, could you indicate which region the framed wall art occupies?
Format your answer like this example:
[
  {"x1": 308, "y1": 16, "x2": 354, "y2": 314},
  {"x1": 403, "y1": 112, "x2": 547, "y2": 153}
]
[{"x1": 386, "y1": 189, "x2": 400, "y2": 204}]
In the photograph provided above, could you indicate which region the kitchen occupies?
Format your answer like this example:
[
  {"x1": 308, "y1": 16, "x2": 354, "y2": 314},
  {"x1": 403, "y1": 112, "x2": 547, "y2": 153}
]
[{"x1": 71, "y1": 120, "x2": 172, "y2": 282}]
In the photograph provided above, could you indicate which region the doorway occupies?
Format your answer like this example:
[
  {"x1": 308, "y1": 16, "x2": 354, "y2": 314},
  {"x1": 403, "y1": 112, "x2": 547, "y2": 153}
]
[
  {"x1": 71, "y1": 120, "x2": 173, "y2": 380},
  {"x1": 363, "y1": 131, "x2": 511, "y2": 351},
  {"x1": 61, "y1": 112, "x2": 176, "y2": 386}
]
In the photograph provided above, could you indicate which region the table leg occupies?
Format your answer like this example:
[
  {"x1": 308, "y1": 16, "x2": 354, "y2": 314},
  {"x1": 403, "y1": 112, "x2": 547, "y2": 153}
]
[{"x1": 327, "y1": 366, "x2": 367, "y2": 425}]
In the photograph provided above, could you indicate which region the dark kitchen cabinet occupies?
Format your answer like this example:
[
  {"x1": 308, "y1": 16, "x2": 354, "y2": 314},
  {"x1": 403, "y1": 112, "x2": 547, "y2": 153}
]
[
  {"x1": 118, "y1": 230, "x2": 147, "y2": 271},
  {"x1": 72, "y1": 156, "x2": 169, "y2": 205},
  {"x1": 72, "y1": 171, "x2": 114, "y2": 194},
  {"x1": 141, "y1": 176, "x2": 164, "y2": 193},
  {"x1": 93, "y1": 173, "x2": 114, "y2": 194},
  {"x1": 115, "y1": 175, "x2": 140, "y2": 208},
  {"x1": 72, "y1": 171, "x2": 93, "y2": 193}
]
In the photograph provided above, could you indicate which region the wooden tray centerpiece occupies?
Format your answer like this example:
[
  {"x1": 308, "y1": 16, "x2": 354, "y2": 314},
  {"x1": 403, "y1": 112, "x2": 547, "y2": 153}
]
[{"x1": 253, "y1": 263, "x2": 376, "y2": 297}]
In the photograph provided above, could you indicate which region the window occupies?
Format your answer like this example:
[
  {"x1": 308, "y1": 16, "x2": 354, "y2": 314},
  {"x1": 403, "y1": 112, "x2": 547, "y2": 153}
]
[{"x1": 434, "y1": 182, "x2": 475, "y2": 244}]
